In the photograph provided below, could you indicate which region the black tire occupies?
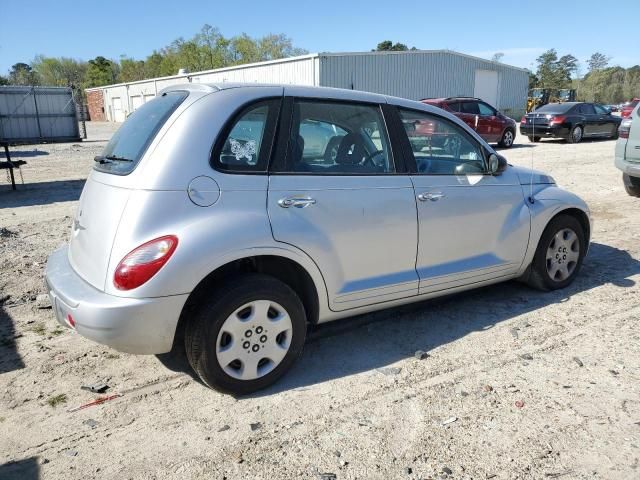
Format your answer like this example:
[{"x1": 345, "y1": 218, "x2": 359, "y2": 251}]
[
  {"x1": 185, "y1": 273, "x2": 307, "y2": 394},
  {"x1": 498, "y1": 129, "x2": 515, "y2": 148},
  {"x1": 527, "y1": 214, "x2": 586, "y2": 291},
  {"x1": 610, "y1": 125, "x2": 619, "y2": 140},
  {"x1": 567, "y1": 125, "x2": 583, "y2": 144},
  {"x1": 623, "y1": 173, "x2": 640, "y2": 197},
  {"x1": 528, "y1": 136, "x2": 541, "y2": 142}
]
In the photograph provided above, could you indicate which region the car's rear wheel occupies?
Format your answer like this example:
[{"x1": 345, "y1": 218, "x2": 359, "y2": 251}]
[
  {"x1": 527, "y1": 214, "x2": 586, "y2": 291},
  {"x1": 623, "y1": 173, "x2": 640, "y2": 197},
  {"x1": 185, "y1": 273, "x2": 307, "y2": 394},
  {"x1": 568, "y1": 125, "x2": 583, "y2": 143},
  {"x1": 498, "y1": 129, "x2": 515, "y2": 148},
  {"x1": 528, "y1": 135, "x2": 541, "y2": 142}
]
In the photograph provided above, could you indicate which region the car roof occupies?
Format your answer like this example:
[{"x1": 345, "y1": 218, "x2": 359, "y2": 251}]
[{"x1": 421, "y1": 96, "x2": 480, "y2": 103}]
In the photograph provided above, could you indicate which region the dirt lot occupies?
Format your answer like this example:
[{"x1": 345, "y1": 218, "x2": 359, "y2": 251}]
[{"x1": 1, "y1": 122, "x2": 639, "y2": 480}]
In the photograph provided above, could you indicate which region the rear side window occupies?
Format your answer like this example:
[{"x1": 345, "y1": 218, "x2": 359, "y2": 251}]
[
  {"x1": 95, "y1": 91, "x2": 188, "y2": 175},
  {"x1": 580, "y1": 104, "x2": 596, "y2": 115},
  {"x1": 212, "y1": 99, "x2": 280, "y2": 173}
]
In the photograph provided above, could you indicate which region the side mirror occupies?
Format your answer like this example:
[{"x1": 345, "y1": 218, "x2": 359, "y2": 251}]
[{"x1": 488, "y1": 153, "x2": 508, "y2": 175}]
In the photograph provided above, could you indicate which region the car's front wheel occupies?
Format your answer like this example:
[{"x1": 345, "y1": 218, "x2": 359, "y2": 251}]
[
  {"x1": 527, "y1": 214, "x2": 586, "y2": 291},
  {"x1": 498, "y1": 129, "x2": 515, "y2": 148},
  {"x1": 185, "y1": 273, "x2": 307, "y2": 394}
]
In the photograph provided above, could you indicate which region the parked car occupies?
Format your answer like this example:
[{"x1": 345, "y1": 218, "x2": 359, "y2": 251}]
[
  {"x1": 520, "y1": 102, "x2": 621, "y2": 143},
  {"x1": 45, "y1": 84, "x2": 591, "y2": 394},
  {"x1": 420, "y1": 97, "x2": 517, "y2": 148},
  {"x1": 615, "y1": 101, "x2": 640, "y2": 196},
  {"x1": 621, "y1": 98, "x2": 640, "y2": 119}
]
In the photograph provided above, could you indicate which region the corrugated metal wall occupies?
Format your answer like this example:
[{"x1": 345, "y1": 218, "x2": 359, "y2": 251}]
[
  {"x1": 92, "y1": 56, "x2": 319, "y2": 121},
  {"x1": 0, "y1": 86, "x2": 80, "y2": 144},
  {"x1": 319, "y1": 51, "x2": 529, "y2": 118},
  {"x1": 90, "y1": 52, "x2": 529, "y2": 122}
]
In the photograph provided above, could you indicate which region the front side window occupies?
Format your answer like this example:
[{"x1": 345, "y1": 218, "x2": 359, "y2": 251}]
[
  {"x1": 284, "y1": 100, "x2": 394, "y2": 174},
  {"x1": 95, "y1": 91, "x2": 188, "y2": 175},
  {"x1": 399, "y1": 108, "x2": 486, "y2": 175},
  {"x1": 460, "y1": 101, "x2": 480, "y2": 115},
  {"x1": 478, "y1": 102, "x2": 496, "y2": 116},
  {"x1": 214, "y1": 100, "x2": 279, "y2": 172}
]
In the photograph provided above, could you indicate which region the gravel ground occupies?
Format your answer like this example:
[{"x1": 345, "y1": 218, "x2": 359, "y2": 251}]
[{"x1": 0, "y1": 122, "x2": 639, "y2": 480}]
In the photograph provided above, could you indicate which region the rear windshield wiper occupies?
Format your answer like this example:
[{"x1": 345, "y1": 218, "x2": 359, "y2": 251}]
[{"x1": 94, "y1": 154, "x2": 134, "y2": 164}]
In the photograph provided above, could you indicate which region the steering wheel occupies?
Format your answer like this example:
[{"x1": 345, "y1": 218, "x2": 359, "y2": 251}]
[{"x1": 362, "y1": 149, "x2": 384, "y2": 168}]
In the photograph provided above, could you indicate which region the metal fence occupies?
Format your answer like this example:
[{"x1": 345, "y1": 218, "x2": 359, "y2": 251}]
[{"x1": 0, "y1": 86, "x2": 83, "y2": 145}]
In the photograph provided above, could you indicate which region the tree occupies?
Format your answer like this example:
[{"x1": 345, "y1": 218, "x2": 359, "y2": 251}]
[
  {"x1": 491, "y1": 52, "x2": 504, "y2": 63},
  {"x1": 587, "y1": 52, "x2": 610, "y2": 72},
  {"x1": 8, "y1": 62, "x2": 39, "y2": 85},
  {"x1": 0, "y1": 75, "x2": 9, "y2": 86},
  {"x1": 534, "y1": 49, "x2": 576, "y2": 89},
  {"x1": 119, "y1": 56, "x2": 146, "y2": 83},
  {"x1": 85, "y1": 56, "x2": 117, "y2": 87},
  {"x1": 32, "y1": 55, "x2": 87, "y2": 87},
  {"x1": 375, "y1": 40, "x2": 409, "y2": 51}
]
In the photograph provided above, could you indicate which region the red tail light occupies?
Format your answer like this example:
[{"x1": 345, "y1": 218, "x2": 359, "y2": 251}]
[
  {"x1": 520, "y1": 116, "x2": 526, "y2": 124},
  {"x1": 619, "y1": 118, "x2": 632, "y2": 139},
  {"x1": 114, "y1": 235, "x2": 178, "y2": 290},
  {"x1": 549, "y1": 115, "x2": 566, "y2": 125}
]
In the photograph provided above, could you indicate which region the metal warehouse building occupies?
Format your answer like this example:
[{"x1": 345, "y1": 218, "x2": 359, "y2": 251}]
[{"x1": 86, "y1": 50, "x2": 529, "y2": 122}]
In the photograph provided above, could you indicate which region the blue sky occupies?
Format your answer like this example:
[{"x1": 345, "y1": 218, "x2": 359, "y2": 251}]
[{"x1": 1, "y1": 0, "x2": 638, "y2": 75}]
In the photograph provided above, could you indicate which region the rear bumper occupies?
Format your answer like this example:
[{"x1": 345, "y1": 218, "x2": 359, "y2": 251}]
[
  {"x1": 520, "y1": 124, "x2": 570, "y2": 139},
  {"x1": 615, "y1": 155, "x2": 640, "y2": 178},
  {"x1": 45, "y1": 246, "x2": 188, "y2": 354}
]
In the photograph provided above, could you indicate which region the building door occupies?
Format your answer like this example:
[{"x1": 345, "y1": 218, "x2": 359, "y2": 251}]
[
  {"x1": 111, "y1": 97, "x2": 125, "y2": 122},
  {"x1": 474, "y1": 70, "x2": 499, "y2": 107},
  {"x1": 131, "y1": 96, "x2": 143, "y2": 111}
]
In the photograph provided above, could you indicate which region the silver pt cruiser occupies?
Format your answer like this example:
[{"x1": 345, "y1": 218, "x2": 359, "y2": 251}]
[{"x1": 46, "y1": 84, "x2": 590, "y2": 394}]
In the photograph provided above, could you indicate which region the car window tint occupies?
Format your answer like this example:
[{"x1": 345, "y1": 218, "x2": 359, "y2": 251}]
[
  {"x1": 594, "y1": 104, "x2": 608, "y2": 115},
  {"x1": 399, "y1": 108, "x2": 485, "y2": 175},
  {"x1": 460, "y1": 101, "x2": 480, "y2": 115},
  {"x1": 478, "y1": 102, "x2": 495, "y2": 116},
  {"x1": 447, "y1": 102, "x2": 461, "y2": 112},
  {"x1": 95, "y1": 91, "x2": 188, "y2": 175},
  {"x1": 215, "y1": 100, "x2": 277, "y2": 172},
  {"x1": 286, "y1": 100, "x2": 394, "y2": 174},
  {"x1": 580, "y1": 104, "x2": 596, "y2": 115}
]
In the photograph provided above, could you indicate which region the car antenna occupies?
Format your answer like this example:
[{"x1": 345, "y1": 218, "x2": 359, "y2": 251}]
[{"x1": 528, "y1": 110, "x2": 535, "y2": 204}]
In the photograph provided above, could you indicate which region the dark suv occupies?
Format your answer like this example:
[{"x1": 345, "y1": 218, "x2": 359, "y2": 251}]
[{"x1": 421, "y1": 97, "x2": 517, "y2": 148}]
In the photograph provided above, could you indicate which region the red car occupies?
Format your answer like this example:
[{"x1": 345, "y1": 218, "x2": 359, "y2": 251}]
[
  {"x1": 621, "y1": 98, "x2": 639, "y2": 119},
  {"x1": 421, "y1": 97, "x2": 517, "y2": 148}
]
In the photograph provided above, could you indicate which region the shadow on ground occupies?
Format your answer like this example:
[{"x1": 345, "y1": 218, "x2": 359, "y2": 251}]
[
  {"x1": 157, "y1": 243, "x2": 639, "y2": 396},
  {"x1": 0, "y1": 305, "x2": 25, "y2": 374},
  {"x1": 0, "y1": 150, "x2": 49, "y2": 159},
  {"x1": 0, "y1": 457, "x2": 39, "y2": 479},
  {"x1": 0, "y1": 179, "x2": 85, "y2": 207}
]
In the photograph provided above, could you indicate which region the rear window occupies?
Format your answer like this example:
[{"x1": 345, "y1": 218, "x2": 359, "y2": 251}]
[
  {"x1": 95, "y1": 91, "x2": 188, "y2": 174},
  {"x1": 535, "y1": 103, "x2": 574, "y2": 114}
]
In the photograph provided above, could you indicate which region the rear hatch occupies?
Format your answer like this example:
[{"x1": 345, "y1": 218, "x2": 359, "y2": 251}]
[{"x1": 68, "y1": 91, "x2": 189, "y2": 290}]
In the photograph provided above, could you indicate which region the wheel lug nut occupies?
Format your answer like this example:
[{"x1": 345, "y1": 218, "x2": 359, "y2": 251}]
[
  {"x1": 260, "y1": 335, "x2": 267, "y2": 343},
  {"x1": 256, "y1": 326, "x2": 263, "y2": 334},
  {"x1": 252, "y1": 344, "x2": 260, "y2": 352},
  {"x1": 245, "y1": 330, "x2": 252, "y2": 338},
  {"x1": 243, "y1": 341, "x2": 250, "y2": 349}
]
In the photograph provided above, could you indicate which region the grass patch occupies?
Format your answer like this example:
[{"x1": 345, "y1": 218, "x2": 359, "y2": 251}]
[
  {"x1": 0, "y1": 416, "x2": 5, "y2": 422},
  {"x1": 105, "y1": 353, "x2": 120, "y2": 359},
  {"x1": 51, "y1": 327, "x2": 65, "y2": 336},
  {"x1": 31, "y1": 323, "x2": 47, "y2": 336},
  {"x1": 46, "y1": 394, "x2": 67, "y2": 408}
]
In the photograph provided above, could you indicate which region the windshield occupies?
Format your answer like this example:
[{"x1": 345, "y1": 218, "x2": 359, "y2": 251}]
[{"x1": 95, "y1": 91, "x2": 188, "y2": 174}]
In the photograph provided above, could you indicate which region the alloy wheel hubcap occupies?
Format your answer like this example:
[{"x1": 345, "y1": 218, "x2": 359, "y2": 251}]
[
  {"x1": 504, "y1": 131, "x2": 513, "y2": 146},
  {"x1": 573, "y1": 127, "x2": 582, "y2": 142},
  {"x1": 546, "y1": 228, "x2": 580, "y2": 281},
  {"x1": 216, "y1": 300, "x2": 292, "y2": 381}
]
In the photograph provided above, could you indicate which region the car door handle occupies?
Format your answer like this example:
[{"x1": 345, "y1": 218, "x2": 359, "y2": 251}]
[
  {"x1": 278, "y1": 196, "x2": 316, "y2": 208},
  {"x1": 417, "y1": 192, "x2": 445, "y2": 202}
]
